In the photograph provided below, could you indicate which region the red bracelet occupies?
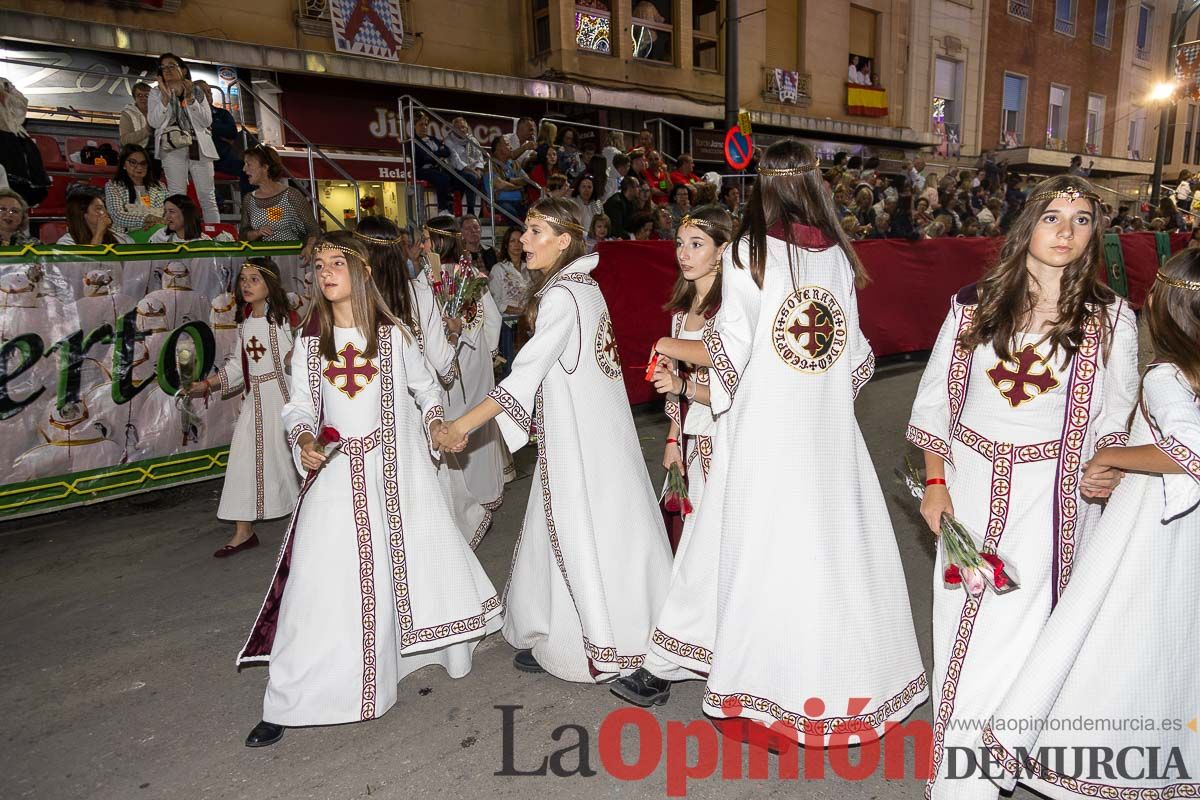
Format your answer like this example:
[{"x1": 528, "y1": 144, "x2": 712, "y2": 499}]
[
  {"x1": 925, "y1": 477, "x2": 947, "y2": 486},
  {"x1": 666, "y1": 438, "x2": 678, "y2": 444}
]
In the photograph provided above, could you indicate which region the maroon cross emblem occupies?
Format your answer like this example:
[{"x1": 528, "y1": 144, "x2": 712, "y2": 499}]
[
  {"x1": 601, "y1": 326, "x2": 621, "y2": 364},
  {"x1": 342, "y1": 0, "x2": 398, "y2": 51},
  {"x1": 987, "y1": 345, "x2": 1060, "y2": 408},
  {"x1": 787, "y1": 302, "x2": 834, "y2": 357},
  {"x1": 323, "y1": 342, "x2": 379, "y2": 399},
  {"x1": 245, "y1": 336, "x2": 266, "y2": 363}
]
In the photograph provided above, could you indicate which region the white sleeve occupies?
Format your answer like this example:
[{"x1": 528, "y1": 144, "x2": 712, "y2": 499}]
[
  {"x1": 1091, "y1": 300, "x2": 1140, "y2": 451},
  {"x1": 489, "y1": 266, "x2": 508, "y2": 309},
  {"x1": 846, "y1": 282, "x2": 876, "y2": 401},
  {"x1": 411, "y1": 278, "x2": 456, "y2": 386},
  {"x1": 398, "y1": 327, "x2": 446, "y2": 460},
  {"x1": 281, "y1": 336, "x2": 319, "y2": 475},
  {"x1": 482, "y1": 291, "x2": 502, "y2": 355},
  {"x1": 1144, "y1": 365, "x2": 1200, "y2": 521},
  {"x1": 702, "y1": 242, "x2": 761, "y2": 416},
  {"x1": 906, "y1": 301, "x2": 960, "y2": 466},
  {"x1": 487, "y1": 287, "x2": 575, "y2": 451},
  {"x1": 216, "y1": 327, "x2": 244, "y2": 396},
  {"x1": 147, "y1": 91, "x2": 169, "y2": 129}
]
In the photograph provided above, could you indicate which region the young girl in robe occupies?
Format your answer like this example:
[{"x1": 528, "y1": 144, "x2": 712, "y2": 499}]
[
  {"x1": 236, "y1": 232, "x2": 501, "y2": 747},
  {"x1": 982, "y1": 244, "x2": 1200, "y2": 800},
  {"x1": 424, "y1": 215, "x2": 510, "y2": 509},
  {"x1": 354, "y1": 215, "x2": 494, "y2": 549},
  {"x1": 652, "y1": 139, "x2": 927, "y2": 743},
  {"x1": 444, "y1": 198, "x2": 672, "y2": 681},
  {"x1": 908, "y1": 175, "x2": 1138, "y2": 799},
  {"x1": 610, "y1": 204, "x2": 730, "y2": 707},
  {"x1": 189, "y1": 258, "x2": 298, "y2": 557}
]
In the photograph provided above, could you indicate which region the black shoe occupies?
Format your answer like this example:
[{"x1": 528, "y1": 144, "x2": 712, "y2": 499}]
[
  {"x1": 513, "y1": 648, "x2": 545, "y2": 673},
  {"x1": 610, "y1": 668, "x2": 671, "y2": 707},
  {"x1": 245, "y1": 720, "x2": 285, "y2": 747}
]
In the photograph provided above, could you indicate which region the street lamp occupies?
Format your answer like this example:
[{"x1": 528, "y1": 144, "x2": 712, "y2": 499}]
[
  {"x1": 1149, "y1": 81, "x2": 1179, "y2": 102},
  {"x1": 1150, "y1": 1, "x2": 1200, "y2": 208}
]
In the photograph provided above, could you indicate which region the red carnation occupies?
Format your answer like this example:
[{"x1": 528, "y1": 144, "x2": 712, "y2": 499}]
[
  {"x1": 944, "y1": 564, "x2": 963, "y2": 585},
  {"x1": 319, "y1": 426, "x2": 341, "y2": 445}
]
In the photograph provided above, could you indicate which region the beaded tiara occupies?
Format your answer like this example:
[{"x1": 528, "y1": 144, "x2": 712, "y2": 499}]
[
  {"x1": 677, "y1": 214, "x2": 726, "y2": 237},
  {"x1": 313, "y1": 242, "x2": 369, "y2": 266},
  {"x1": 527, "y1": 208, "x2": 585, "y2": 236},
  {"x1": 1156, "y1": 270, "x2": 1200, "y2": 292},
  {"x1": 758, "y1": 163, "x2": 818, "y2": 177},
  {"x1": 423, "y1": 224, "x2": 462, "y2": 239},
  {"x1": 352, "y1": 230, "x2": 405, "y2": 246},
  {"x1": 1028, "y1": 187, "x2": 1101, "y2": 205}
]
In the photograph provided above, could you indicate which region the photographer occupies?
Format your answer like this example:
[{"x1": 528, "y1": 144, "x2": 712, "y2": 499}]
[{"x1": 147, "y1": 52, "x2": 219, "y2": 223}]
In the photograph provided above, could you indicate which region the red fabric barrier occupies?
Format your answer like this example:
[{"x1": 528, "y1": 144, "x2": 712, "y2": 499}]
[{"x1": 592, "y1": 235, "x2": 1167, "y2": 406}]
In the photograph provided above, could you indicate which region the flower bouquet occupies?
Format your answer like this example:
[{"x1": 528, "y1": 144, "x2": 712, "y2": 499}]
[
  {"x1": 431, "y1": 255, "x2": 490, "y2": 319},
  {"x1": 660, "y1": 462, "x2": 693, "y2": 515},
  {"x1": 898, "y1": 458, "x2": 1019, "y2": 595}
]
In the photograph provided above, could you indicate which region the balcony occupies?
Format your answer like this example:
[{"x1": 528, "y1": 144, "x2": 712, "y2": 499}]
[
  {"x1": 1093, "y1": 29, "x2": 1111, "y2": 48},
  {"x1": 846, "y1": 83, "x2": 888, "y2": 117},
  {"x1": 763, "y1": 68, "x2": 813, "y2": 107},
  {"x1": 1136, "y1": 45, "x2": 1151, "y2": 61},
  {"x1": 1045, "y1": 135, "x2": 1069, "y2": 151},
  {"x1": 1008, "y1": 0, "x2": 1032, "y2": 21},
  {"x1": 1054, "y1": 17, "x2": 1076, "y2": 36}
]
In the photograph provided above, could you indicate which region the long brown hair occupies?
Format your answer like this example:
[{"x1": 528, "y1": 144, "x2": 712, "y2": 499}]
[
  {"x1": 734, "y1": 139, "x2": 868, "y2": 289},
  {"x1": 1146, "y1": 249, "x2": 1200, "y2": 395},
  {"x1": 65, "y1": 193, "x2": 120, "y2": 245},
  {"x1": 665, "y1": 204, "x2": 732, "y2": 319},
  {"x1": 524, "y1": 198, "x2": 588, "y2": 332},
  {"x1": 235, "y1": 257, "x2": 291, "y2": 327},
  {"x1": 309, "y1": 231, "x2": 403, "y2": 361},
  {"x1": 959, "y1": 175, "x2": 1114, "y2": 363},
  {"x1": 353, "y1": 215, "x2": 416, "y2": 330},
  {"x1": 425, "y1": 214, "x2": 462, "y2": 265}
]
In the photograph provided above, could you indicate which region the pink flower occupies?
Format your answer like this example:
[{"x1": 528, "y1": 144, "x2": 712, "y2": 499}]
[{"x1": 962, "y1": 566, "x2": 986, "y2": 596}]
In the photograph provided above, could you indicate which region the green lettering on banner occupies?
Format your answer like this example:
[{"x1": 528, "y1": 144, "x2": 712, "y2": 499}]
[
  {"x1": 0, "y1": 333, "x2": 46, "y2": 419},
  {"x1": 155, "y1": 322, "x2": 217, "y2": 395},
  {"x1": 1101, "y1": 233, "x2": 1129, "y2": 298}
]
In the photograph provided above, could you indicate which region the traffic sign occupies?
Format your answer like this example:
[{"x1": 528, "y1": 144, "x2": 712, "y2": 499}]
[{"x1": 724, "y1": 126, "x2": 753, "y2": 171}]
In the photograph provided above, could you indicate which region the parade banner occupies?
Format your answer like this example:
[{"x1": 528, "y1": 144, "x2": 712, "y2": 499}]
[{"x1": 0, "y1": 241, "x2": 307, "y2": 519}]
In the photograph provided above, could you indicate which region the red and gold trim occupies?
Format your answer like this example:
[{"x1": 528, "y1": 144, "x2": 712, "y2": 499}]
[
  {"x1": 488, "y1": 385, "x2": 532, "y2": 434},
  {"x1": 851, "y1": 351, "x2": 875, "y2": 399},
  {"x1": 1157, "y1": 435, "x2": 1200, "y2": 484}
]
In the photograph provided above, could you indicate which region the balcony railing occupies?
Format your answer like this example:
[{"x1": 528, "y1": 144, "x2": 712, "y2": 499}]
[
  {"x1": 1136, "y1": 45, "x2": 1151, "y2": 61},
  {"x1": 1093, "y1": 29, "x2": 1111, "y2": 47},
  {"x1": 1008, "y1": 0, "x2": 1033, "y2": 21},
  {"x1": 1045, "y1": 135, "x2": 1069, "y2": 151},
  {"x1": 1054, "y1": 17, "x2": 1076, "y2": 36}
]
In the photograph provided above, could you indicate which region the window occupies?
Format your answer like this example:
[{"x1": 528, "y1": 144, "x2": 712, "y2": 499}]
[
  {"x1": 1127, "y1": 105, "x2": 1146, "y2": 159},
  {"x1": 1136, "y1": 3, "x2": 1153, "y2": 62},
  {"x1": 532, "y1": 0, "x2": 551, "y2": 56},
  {"x1": 1047, "y1": 84, "x2": 1070, "y2": 148},
  {"x1": 1086, "y1": 94, "x2": 1105, "y2": 152},
  {"x1": 849, "y1": 5, "x2": 879, "y2": 86},
  {"x1": 1008, "y1": 0, "x2": 1032, "y2": 21},
  {"x1": 576, "y1": 0, "x2": 612, "y2": 54},
  {"x1": 1186, "y1": 104, "x2": 1198, "y2": 164},
  {"x1": 1002, "y1": 72, "x2": 1028, "y2": 146},
  {"x1": 1093, "y1": 0, "x2": 1112, "y2": 46},
  {"x1": 632, "y1": 0, "x2": 673, "y2": 63},
  {"x1": 933, "y1": 57, "x2": 964, "y2": 153},
  {"x1": 693, "y1": 0, "x2": 720, "y2": 71},
  {"x1": 1054, "y1": 0, "x2": 1076, "y2": 36}
]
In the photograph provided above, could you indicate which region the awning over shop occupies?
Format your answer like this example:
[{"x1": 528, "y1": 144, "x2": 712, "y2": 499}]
[{"x1": 277, "y1": 148, "x2": 411, "y2": 183}]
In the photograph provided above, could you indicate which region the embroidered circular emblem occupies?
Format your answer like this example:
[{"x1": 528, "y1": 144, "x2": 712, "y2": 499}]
[
  {"x1": 771, "y1": 286, "x2": 848, "y2": 373},
  {"x1": 461, "y1": 300, "x2": 482, "y2": 332},
  {"x1": 594, "y1": 311, "x2": 622, "y2": 380}
]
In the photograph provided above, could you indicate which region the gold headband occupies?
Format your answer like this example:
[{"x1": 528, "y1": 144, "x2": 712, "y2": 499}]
[
  {"x1": 240, "y1": 262, "x2": 280, "y2": 282},
  {"x1": 1028, "y1": 187, "x2": 1101, "y2": 204},
  {"x1": 314, "y1": 242, "x2": 369, "y2": 266},
  {"x1": 423, "y1": 225, "x2": 462, "y2": 239},
  {"x1": 353, "y1": 230, "x2": 405, "y2": 246},
  {"x1": 526, "y1": 208, "x2": 585, "y2": 236},
  {"x1": 1156, "y1": 270, "x2": 1200, "y2": 292},
  {"x1": 678, "y1": 214, "x2": 725, "y2": 237},
  {"x1": 758, "y1": 163, "x2": 818, "y2": 177}
]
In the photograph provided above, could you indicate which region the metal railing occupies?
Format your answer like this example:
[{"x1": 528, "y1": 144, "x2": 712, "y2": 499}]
[
  {"x1": 644, "y1": 117, "x2": 684, "y2": 164},
  {"x1": 1008, "y1": 0, "x2": 1033, "y2": 21}
]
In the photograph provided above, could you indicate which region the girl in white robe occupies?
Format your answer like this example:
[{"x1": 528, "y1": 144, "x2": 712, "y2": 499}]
[
  {"x1": 236, "y1": 232, "x2": 501, "y2": 747},
  {"x1": 353, "y1": 217, "x2": 494, "y2": 550},
  {"x1": 444, "y1": 198, "x2": 672, "y2": 682},
  {"x1": 653, "y1": 140, "x2": 928, "y2": 745},
  {"x1": 425, "y1": 217, "x2": 509, "y2": 510},
  {"x1": 907, "y1": 176, "x2": 1139, "y2": 800},
  {"x1": 188, "y1": 258, "x2": 299, "y2": 556},
  {"x1": 981, "y1": 254, "x2": 1200, "y2": 800},
  {"x1": 610, "y1": 205, "x2": 731, "y2": 707}
]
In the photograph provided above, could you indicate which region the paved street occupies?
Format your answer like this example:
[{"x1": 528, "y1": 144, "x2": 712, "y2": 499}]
[{"x1": 0, "y1": 358, "x2": 1044, "y2": 800}]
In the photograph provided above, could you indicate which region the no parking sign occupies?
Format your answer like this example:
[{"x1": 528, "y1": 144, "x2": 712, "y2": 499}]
[{"x1": 723, "y1": 126, "x2": 754, "y2": 171}]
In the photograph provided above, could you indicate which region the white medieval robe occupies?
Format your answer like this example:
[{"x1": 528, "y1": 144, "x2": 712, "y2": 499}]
[
  {"x1": 214, "y1": 314, "x2": 299, "y2": 521},
  {"x1": 643, "y1": 313, "x2": 720, "y2": 681},
  {"x1": 411, "y1": 272, "x2": 495, "y2": 549},
  {"x1": 444, "y1": 276, "x2": 508, "y2": 508},
  {"x1": 907, "y1": 288, "x2": 1139, "y2": 800},
  {"x1": 487, "y1": 253, "x2": 673, "y2": 682},
  {"x1": 981, "y1": 363, "x2": 1200, "y2": 799},
  {"x1": 237, "y1": 323, "x2": 502, "y2": 726},
  {"x1": 699, "y1": 230, "x2": 928, "y2": 744}
]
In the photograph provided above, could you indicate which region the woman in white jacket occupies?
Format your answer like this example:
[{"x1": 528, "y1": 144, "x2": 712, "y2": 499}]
[{"x1": 147, "y1": 53, "x2": 219, "y2": 224}]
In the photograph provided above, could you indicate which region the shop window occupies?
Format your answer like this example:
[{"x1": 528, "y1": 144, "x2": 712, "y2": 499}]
[
  {"x1": 576, "y1": 0, "x2": 612, "y2": 54},
  {"x1": 693, "y1": 0, "x2": 720, "y2": 71},
  {"x1": 1001, "y1": 72, "x2": 1027, "y2": 146},
  {"x1": 848, "y1": 5, "x2": 878, "y2": 86},
  {"x1": 632, "y1": 0, "x2": 674, "y2": 64},
  {"x1": 532, "y1": 0, "x2": 551, "y2": 56}
]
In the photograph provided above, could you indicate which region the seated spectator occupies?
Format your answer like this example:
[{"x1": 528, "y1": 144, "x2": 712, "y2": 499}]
[
  {"x1": 924, "y1": 220, "x2": 946, "y2": 239},
  {"x1": 1160, "y1": 197, "x2": 1187, "y2": 231},
  {"x1": 445, "y1": 116, "x2": 486, "y2": 214},
  {"x1": 1149, "y1": 217, "x2": 1167, "y2": 232},
  {"x1": 602, "y1": 176, "x2": 641, "y2": 238},
  {"x1": 503, "y1": 117, "x2": 538, "y2": 169},
  {"x1": 653, "y1": 205, "x2": 674, "y2": 240},
  {"x1": 119, "y1": 82, "x2": 154, "y2": 153},
  {"x1": 0, "y1": 188, "x2": 38, "y2": 246},
  {"x1": 642, "y1": 150, "x2": 671, "y2": 205},
  {"x1": 150, "y1": 194, "x2": 208, "y2": 242},
  {"x1": 587, "y1": 213, "x2": 612, "y2": 252},
  {"x1": 719, "y1": 184, "x2": 741, "y2": 218},
  {"x1": 527, "y1": 145, "x2": 563, "y2": 206},
  {"x1": 693, "y1": 182, "x2": 718, "y2": 207},
  {"x1": 628, "y1": 149, "x2": 648, "y2": 186},
  {"x1": 579, "y1": 143, "x2": 602, "y2": 184},
  {"x1": 148, "y1": 53, "x2": 219, "y2": 223},
  {"x1": 571, "y1": 173, "x2": 604, "y2": 234},
  {"x1": 601, "y1": 130, "x2": 627, "y2": 173},
  {"x1": 853, "y1": 186, "x2": 876, "y2": 227},
  {"x1": 58, "y1": 191, "x2": 131, "y2": 245},
  {"x1": 959, "y1": 217, "x2": 981, "y2": 237},
  {"x1": 105, "y1": 145, "x2": 167, "y2": 234},
  {"x1": 485, "y1": 137, "x2": 532, "y2": 221},
  {"x1": 833, "y1": 184, "x2": 853, "y2": 219},
  {"x1": 668, "y1": 153, "x2": 701, "y2": 190},
  {"x1": 840, "y1": 214, "x2": 861, "y2": 241},
  {"x1": 636, "y1": 179, "x2": 654, "y2": 214},
  {"x1": 197, "y1": 80, "x2": 249, "y2": 194},
  {"x1": 544, "y1": 174, "x2": 571, "y2": 201},
  {"x1": 865, "y1": 212, "x2": 890, "y2": 239},
  {"x1": 460, "y1": 214, "x2": 498, "y2": 273},
  {"x1": 489, "y1": 226, "x2": 531, "y2": 378},
  {"x1": 604, "y1": 153, "x2": 631, "y2": 201},
  {"x1": 976, "y1": 198, "x2": 1002, "y2": 228},
  {"x1": 914, "y1": 196, "x2": 934, "y2": 228},
  {"x1": 560, "y1": 128, "x2": 585, "y2": 180},
  {"x1": 240, "y1": 143, "x2": 319, "y2": 260},
  {"x1": 667, "y1": 182, "x2": 691, "y2": 227},
  {"x1": 629, "y1": 212, "x2": 655, "y2": 241},
  {"x1": 412, "y1": 113, "x2": 455, "y2": 214},
  {"x1": 635, "y1": 128, "x2": 656, "y2": 155}
]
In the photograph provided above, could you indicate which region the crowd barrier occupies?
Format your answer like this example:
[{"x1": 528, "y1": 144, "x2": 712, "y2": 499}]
[{"x1": 0, "y1": 232, "x2": 1177, "y2": 518}]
